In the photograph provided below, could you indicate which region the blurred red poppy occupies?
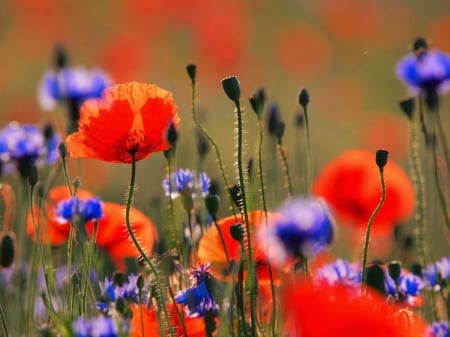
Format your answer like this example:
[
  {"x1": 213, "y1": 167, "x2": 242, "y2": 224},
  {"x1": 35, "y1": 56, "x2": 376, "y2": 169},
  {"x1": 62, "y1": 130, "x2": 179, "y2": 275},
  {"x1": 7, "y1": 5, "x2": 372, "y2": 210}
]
[
  {"x1": 281, "y1": 280, "x2": 425, "y2": 337},
  {"x1": 130, "y1": 303, "x2": 205, "y2": 337},
  {"x1": 27, "y1": 185, "x2": 158, "y2": 270},
  {"x1": 65, "y1": 82, "x2": 179, "y2": 163},
  {"x1": 313, "y1": 150, "x2": 414, "y2": 234}
]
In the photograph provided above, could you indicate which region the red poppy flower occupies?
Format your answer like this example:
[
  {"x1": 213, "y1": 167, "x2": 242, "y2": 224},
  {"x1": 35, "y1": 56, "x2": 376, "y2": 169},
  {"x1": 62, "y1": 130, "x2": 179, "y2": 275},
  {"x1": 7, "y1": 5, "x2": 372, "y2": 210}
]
[
  {"x1": 281, "y1": 281, "x2": 426, "y2": 337},
  {"x1": 130, "y1": 303, "x2": 205, "y2": 337},
  {"x1": 313, "y1": 150, "x2": 414, "y2": 234},
  {"x1": 65, "y1": 82, "x2": 179, "y2": 163},
  {"x1": 27, "y1": 185, "x2": 158, "y2": 270}
]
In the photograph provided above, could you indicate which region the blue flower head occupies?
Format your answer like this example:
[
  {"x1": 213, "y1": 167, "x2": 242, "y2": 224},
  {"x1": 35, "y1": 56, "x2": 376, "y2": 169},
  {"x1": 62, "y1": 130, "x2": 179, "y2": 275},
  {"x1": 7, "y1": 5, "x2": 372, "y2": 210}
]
[
  {"x1": 72, "y1": 315, "x2": 118, "y2": 337},
  {"x1": 38, "y1": 66, "x2": 112, "y2": 110},
  {"x1": 260, "y1": 197, "x2": 334, "y2": 266},
  {"x1": 175, "y1": 263, "x2": 218, "y2": 317},
  {"x1": 163, "y1": 168, "x2": 211, "y2": 199},
  {"x1": 0, "y1": 122, "x2": 60, "y2": 178},
  {"x1": 56, "y1": 196, "x2": 104, "y2": 224},
  {"x1": 396, "y1": 49, "x2": 450, "y2": 95},
  {"x1": 426, "y1": 321, "x2": 449, "y2": 337},
  {"x1": 385, "y1": 271, "x2": 423, "y2": 306},
  {"x1": 314, "y1": 259, "x2": 361, "y2": 287}
]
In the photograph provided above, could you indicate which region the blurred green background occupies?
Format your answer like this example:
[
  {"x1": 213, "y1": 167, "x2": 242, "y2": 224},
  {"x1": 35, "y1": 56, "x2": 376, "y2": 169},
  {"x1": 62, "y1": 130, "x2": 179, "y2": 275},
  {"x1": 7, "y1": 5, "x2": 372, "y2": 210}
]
[{"x1": 1, "y1": 0, "x2": 449, "y2": 224}]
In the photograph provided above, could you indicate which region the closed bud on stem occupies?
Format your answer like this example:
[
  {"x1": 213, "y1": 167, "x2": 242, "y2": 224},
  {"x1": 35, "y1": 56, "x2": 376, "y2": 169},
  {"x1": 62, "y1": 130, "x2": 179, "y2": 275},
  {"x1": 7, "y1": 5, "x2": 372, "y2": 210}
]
[
  {"x1": 249, "y1": 87, "x2": 266, "y2": 117},
  {"x1": 230, "y1": 223, "x2": 244, "y2": 243},
  {"x1": 186, "y1": 64, "x2": 197, "y2": 83},
  {"x1": 0, "y1": 231, "x2": 16, "y2": 268},
  {"x1": 365, "y1": 264, "x2": 386, "y2": 295},
  {"x1": 222, "y1": 76, "x2": 241, "y2": 104},
  {"x1": 53, "y1": 43, "x2": 68, "y2": 69},
  {"x1": 399, "y1": 97, "x2": 415, "y2": 120},
  {"x1": 205, "y1": 195, "x2": 220, "y2": 219},
  {"x1": 27, "y1": 165, "x2": 39, "y2": 187},
  {"x1": 137, "y1": 274, "x2": 145, "y2": 291},
  {"x1": 275, "y1": 121, "x2": 285, "y2": 141},
  {"x1": 58, "y1": 142, "x2": 67, "y2": 159},
  {"x1": 412, "y1": 37, "x2": 428, "y2": 54},
  {"x1": 388, "y1": 260, "x2": 402, "y2": 282},
  {"x1": 298, "y1": 88, "x2": 310, "y2": 111},
  {"x1": 375, "y1": 149, "x2": 389, "y2": 171},
  {"x1": 166, "y1": 121, "x2": 178, "y2": 146}
]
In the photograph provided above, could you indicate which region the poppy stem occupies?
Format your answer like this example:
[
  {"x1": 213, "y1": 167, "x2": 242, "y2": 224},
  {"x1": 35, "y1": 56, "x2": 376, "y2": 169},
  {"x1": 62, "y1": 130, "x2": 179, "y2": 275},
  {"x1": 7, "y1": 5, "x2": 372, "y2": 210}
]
[
  {"x1": 277, "y1": 138, "x2": 294, "y2": 198},
  {"x1": 361, "y1": 166, "x2": 386, "y2": 294},
  {"x1": 0, "y1": 300, "x2": 9, "y2": 337},
  {"x1": 126, "y1": 151, "x2": 175, "y2": 337},
  {"x1": 302, "y1": 105, "x2": 313, "y2": 196}
]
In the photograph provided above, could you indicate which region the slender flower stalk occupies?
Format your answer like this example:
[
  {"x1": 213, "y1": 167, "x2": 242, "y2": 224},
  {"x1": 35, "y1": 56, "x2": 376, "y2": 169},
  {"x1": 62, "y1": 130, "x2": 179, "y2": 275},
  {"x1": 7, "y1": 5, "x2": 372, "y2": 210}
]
[
  {"x1": 276, "y1": 132, "x2": 294, "y2": 198},
  {"x1": 0, "y1": 301, "x2": 9, "y2": 337},
  {"x1": 126, "y1": 151, "x2": 175, "y2": 337},
  {"x1": 299, "y1": 89, "x2": 313, "y2": 196},
  {"x1": 361, "y1": 150, "x2": 388, "y2": 293}
]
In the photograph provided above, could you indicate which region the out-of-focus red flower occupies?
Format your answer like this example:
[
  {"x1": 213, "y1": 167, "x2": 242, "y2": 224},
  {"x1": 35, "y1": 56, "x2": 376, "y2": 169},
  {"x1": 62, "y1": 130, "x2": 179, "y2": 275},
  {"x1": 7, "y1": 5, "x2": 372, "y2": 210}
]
[
  {"x1": 130, "y1": 303, "x2": 205, "y2": 337},
  {"x1": 313, "y1": 150, "x2": 414, "y2": 234},
  {"x1": 281, "y1": 281, "x2": 426, "y2": 337},
  {"x1": 27, "y1": 185, "x2": 158, "y2": 270},
  {"x1": 427, "y1": 15, "x2": 450, "y2": 53},
  {"x1": 65, "y1": 82, "x2": 179, "y2": 163}
]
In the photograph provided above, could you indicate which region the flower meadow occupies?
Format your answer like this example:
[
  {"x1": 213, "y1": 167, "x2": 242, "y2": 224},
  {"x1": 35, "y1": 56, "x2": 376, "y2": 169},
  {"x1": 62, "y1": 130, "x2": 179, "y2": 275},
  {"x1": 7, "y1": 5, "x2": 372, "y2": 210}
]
[{"x1": 0, "y1": 24, "x2": 450, "y2": 337}]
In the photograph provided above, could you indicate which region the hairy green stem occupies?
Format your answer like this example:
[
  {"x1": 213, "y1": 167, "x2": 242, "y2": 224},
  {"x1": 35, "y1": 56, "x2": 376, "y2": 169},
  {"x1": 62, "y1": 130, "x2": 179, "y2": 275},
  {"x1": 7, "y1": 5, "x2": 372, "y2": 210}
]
[
  {"x1": 0, "y1": 301, "x2": 9, "y2": 337},
  {"x1": 302, "y1": 106, "x2": 313, "y2": 196},
  {"x1": 277, "y1": 139, "x2": 294, "y2": 198}
]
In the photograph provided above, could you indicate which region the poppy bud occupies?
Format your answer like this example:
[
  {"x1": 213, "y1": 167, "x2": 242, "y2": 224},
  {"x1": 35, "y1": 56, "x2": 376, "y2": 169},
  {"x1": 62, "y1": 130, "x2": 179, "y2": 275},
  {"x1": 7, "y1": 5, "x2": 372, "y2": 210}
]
[
  {"x1": 412, "y1": 37, "x2": 428, "y2": 53},
  {"x1": 230, "y1": 223, "x2": 244, "y2": 243},
  {"x1": 58, "y1": 142, "x2": 67, "y2": 159},
  {"x1": 267, "y1": 104, "x2": 280, "y2": 136},
  {"x1": 298, "y1": 88, "x2": 310, "y2": 111},
  {"x1": 137, "y1": 274, "x2": 145, "y2": 291},
  {"x1": 398, "y1": 97, "x2": 415, "y2": 120},
  {"x1": 27, "y1": 165, "x2": 39, "y2": 187},
  {"x1": 43, "y1": 123, "x2": 55, "y2": 140},
  {"x1": 375, "y1": 149, "x2": 389, "y2": 171},
  {"x1": 388, "y1": 260, "x2": 402, "y2": 282},
  {"x1": 249, "y1": 87, "x2": 266, "y2": 117},
  {"x1": 205, "y1": 195, "x2": 220, "y2": 219},
  {"x1": 166, "y1": 121, "x2": 178, "y2": 146},
  {"x1": 186, "y1": 64, "x2": 197, "y2": 83},
  {"x1": 222, "y1": 76, "x2": 241, "y2": 103},
  {"x1": 0, "y1": 232, "x2": 15, "y2": 268},
  {"x1": 365, "y1": 264, "x2": 386, "y2": 295},
  {"x1": 53, "y1": 43, "x2": 68, "y2": 69}
]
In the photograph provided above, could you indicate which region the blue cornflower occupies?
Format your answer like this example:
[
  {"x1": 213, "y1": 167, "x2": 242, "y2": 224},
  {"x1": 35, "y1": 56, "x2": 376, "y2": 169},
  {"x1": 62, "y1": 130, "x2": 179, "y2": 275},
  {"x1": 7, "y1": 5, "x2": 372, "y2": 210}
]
[
  {"x1": 175, "y1": 263, "x2": 218, "y2": 317},
  {"x1": 259, "y1": 197, "x2": 334, "y2": 266},
  {"x1": 385, "y1": 271, "x2": 423, "y2": 306},
  {"x1": 56, "y1": 196, "x2": 104, "y2": 224},
  {"x1": 98, "y1": 274, "x2": 147, "y2": 311},
  {"x1": 435, "y1": 256, "x2": 450, "y2": 281},
  {"x1": 72, "y1": 315, "x2": 118, "y2": 337},
  {"x1": 314, "y1": 259, "x2": 361, "y2": 287},
  {"x1": 38, "y1": 66, "x2": 112, "y2": 111},
  {"x1": 162, "y1": 168, "x2": 211, "y2": 199},
  {"x1": 396, "y1": 49, "x2": 450, "y2": 94},
  {"x1": 426, "y1": 321, "x2": 449, "y2": 337},
  {"x1": 423, "y1": 256, "x2": 450, "y2": 291},
  {"x1": 0, "y1": 122, "x2": 60, "y2": 178}
]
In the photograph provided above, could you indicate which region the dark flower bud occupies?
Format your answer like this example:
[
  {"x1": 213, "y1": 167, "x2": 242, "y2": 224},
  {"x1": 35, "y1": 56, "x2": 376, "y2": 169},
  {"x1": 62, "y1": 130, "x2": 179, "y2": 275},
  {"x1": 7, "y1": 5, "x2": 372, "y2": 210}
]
[
  {"x1": 166, "y1": 121, "x2": 178, "y2": 146},
  {"x1": 205, "y1": 195, "x2": 220, "y2": 219},
  {"x1": 412, "y1": 37, "x2": 428, "y2": 53},
  {"x1": 222, "y1": 76, "x2": 241, "y2": 103},
  {"x1": 229, "y1": 183, "x2": 242, "y2": 207},
  {"x1": 73, "y1": 177, "x2": 81, "y2": 190},
  {"x1": 186, "y1": 64, "x2": 197, "y2": 83},
  {"x1": 58, "y1": 142, "x2": 67, "y2": 159},
  {"x1": 298, "y1": 88, "x2": 310, "y2": 111},
  {"x1": 113, "y1": 272, "x2": 126, "y2": 287},
  {"x1": 53, "y1": 43, "x2": 68, "y2": 69},
  {"x1": 137, "y1": 274, "x2": 145, "y2": 291},
  {"x1": 71, "y1": 271, "x2": 81, "y2": 286},
  {"x1": 410, "y1": 263, "x2": 422, "y2": 277},
  {"x1": 115, "y1": 297, "x2": 130, "y2": 317},
  {"x1": 43, "y1": 123, "x2": 55, "y2": 140},
  {"x1": 365, "y1": 264, "x2": 386, "y2": 295},
  {"x1": 398, "y1": 97, "x2": 415, "y2": 120},
  {"x1": 375, "y1": 149, "x2": 389, "y2": 171},
  {"x1": 249, "y1": 87, "x2": 266, "y2": 117},
  {"x1": 267, "y1": 103, "x2": 280, "y2": 136},
  {"x1": 388, "y1": 260, "x2": 402, "y2": 282},
  {"x1": 209, "y1": 179, "x2": 221, "y2": 196},
  {"x1": 275, "y1": 121, "x2": 285, "y2": 140},
  {"x1": 0, "y1": 232, "x2": 16, "y2": 268},
  {"x1": 196, "y1": 128, "x2": 210, "y2": 161},
  {"x1": 230, "y1": 223, "x2": 244, "y2": 243},
  {"x1": 27, "y1": 165, "x2": 39, "y2": 187}
]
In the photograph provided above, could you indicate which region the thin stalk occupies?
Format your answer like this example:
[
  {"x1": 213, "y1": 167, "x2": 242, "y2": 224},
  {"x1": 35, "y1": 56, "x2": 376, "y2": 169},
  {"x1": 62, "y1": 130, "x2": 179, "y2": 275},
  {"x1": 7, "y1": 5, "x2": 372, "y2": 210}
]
[
  {"x1": 277, "y1": 139, "x2": 294, "y2": 198},
  {"x1": 431, "y1": 142, "x2": 450, "y2": 230},
  {"x1": 0, "y1": 301, "x2": 9, "y2": 337},
  {"x1": 435, "y1": 110, "x2": 450, "y2": 173},
  {"x1": 302, "y1": 106, "x2": 313, "y2": 195},
  {"x1": 61, "y1": 154, "x2": 73, "y2": 196},
  {"x1": 127, "y1": 151, "x2": 175, "y2": 337},
  {"x1": 235, "y1": 101, "x2": 257, "y2": 337},
  {"x1": 190, "y1": 78, "x2": 237, "y2": 220},
  {"x1": 361, "y1": 167, "x2": 386, "y2": 293},
  {"x1": 213, "y1": 218, "x2": 230, "y2": 265}
]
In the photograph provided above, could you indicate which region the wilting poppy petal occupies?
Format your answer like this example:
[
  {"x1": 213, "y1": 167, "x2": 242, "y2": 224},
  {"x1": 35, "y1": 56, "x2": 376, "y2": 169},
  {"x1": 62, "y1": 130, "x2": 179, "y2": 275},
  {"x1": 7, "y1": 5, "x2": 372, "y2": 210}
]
[
  {"x1": 65, "y1": 82, "x2": 179, "y2": 163},
  {"x1": 281, "y1": 280, "x2": 426, "y2": 337},
  {"x1": 313, "y1": 150, "x2": 414, "y2": 234}
]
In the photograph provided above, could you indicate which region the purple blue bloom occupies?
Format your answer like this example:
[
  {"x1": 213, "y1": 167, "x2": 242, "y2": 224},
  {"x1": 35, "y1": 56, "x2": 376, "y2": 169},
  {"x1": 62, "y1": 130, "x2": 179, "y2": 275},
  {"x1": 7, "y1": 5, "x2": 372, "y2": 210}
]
[
  {"x1": 38, "y1": 66, "x2": 112, "y2": 111},
  {"x1": 259, "y1": 197, "x2": 334, "y2": 266},
  {"x1": 0, "y1": 122, "x2": 60, "y2": 178},
  {"x1": 72, "y1": 315, "x2": 118, "y2": 337},
  {"x1": 175, "y1": 263, "x2": 218, "y2": 317},
  {"x1": 396, "y1": 49, "x2": 450, "y2": 94},
  {"x1": 163, "y1": 168, "x2": 211, "y2": 199},
  {"x1": 56, "y1": 196, "x2": 104, "y2": 224},
  {"x1": 314, "y1": 259, "x2": 361, "y2": 287},
  {"x1": 426, "y1": 321, "x2": 449, "y2": 337},
  {"x1": 385, "y1": 271, "x2": 423, "y2": 306},
  {"x1": 98, "y1": 274, "x2": 147, "y2": 311}
]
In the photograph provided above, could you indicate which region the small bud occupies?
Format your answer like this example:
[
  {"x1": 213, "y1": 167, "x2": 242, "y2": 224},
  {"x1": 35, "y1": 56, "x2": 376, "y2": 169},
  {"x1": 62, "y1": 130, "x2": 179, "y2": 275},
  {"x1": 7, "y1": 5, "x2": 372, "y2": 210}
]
[
  {"x1": 205, "y1": 195, "x2": 220, "y2": 219},
  {"x1": 249, "y1": 87, "x2": 266, "y2": 117},
  {"x1": 222, "y1": 76, "x2": 241, "y2": 103},
  {"x1": 410, "y1": 263, "x2": 422, "y2": 277},
  {"x1": 43, "y1": 123, "x2": 55, "y2": 140},
  {"x1": 267, "y1": 104, "x2": 280, "y2": 136},
  {"x1": 53, "y1": 43, "x2": 68, "y2": 69},
  {"x1": 58, "y1": 142, "x2": 67, "y2": 159},
  {"x1": 136, "y1": 274, "x2": 145, "y2": 290},
  {"x1": 186, "y1": 64, "x2": 197, "y2": 83},
  {"x1": 298, "y1": 88, "x2": 310, "y2": 111},
  {"x1": 375, "y1": 149, "x2": 389, "y2": 171},
  {"x1": 388, "y1": 260, "x2": 402, "y2": 282},
  {"x1": 209, "y1": 179, "x2": 221, "y2": 196},
  {"x1": 275, "y1": 121, "x2": 285, "y2": 140},
  {"x1": 113, "y1": 272, "x2": 126, "y2": 287},
  {"x1": 166, "y1": 121, "x2": 178, "y2": 146},
  {"x1": 196, "y1": 128, "x2": 210, "y2": 161},
  {"x1": 0, "y1": 232, "x2": 16, "y2": 268},
  {"x1": 412, "y1": 37, "x2": 428, "y2": 53},
  {"x1": 365, "y1": 264, "x2": 386, "y2": 295},
  {"x1": 73, "y1": 177, "x2": 81, "y2": 190},
  {"x1": 229, "y1": 223, "x2": 244, "y2": 243},
  {"x1": 27, "y1": 165, "x2": 39, "y2": 187},
  {"x1": 398, "y1": 97, "x2": 415, "y2": 120}
]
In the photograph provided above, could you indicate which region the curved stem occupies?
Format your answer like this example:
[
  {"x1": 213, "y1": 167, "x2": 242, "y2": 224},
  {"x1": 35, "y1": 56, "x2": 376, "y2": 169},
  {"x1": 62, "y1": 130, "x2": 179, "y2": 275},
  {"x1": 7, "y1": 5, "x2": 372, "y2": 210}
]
[
  {"x1": 277, "y1": 139, "x2": 294, "y2": 198},
  {"x1": 361, "y1": 168, "x2": 386, "y2": 293},
  {"x1": 126, "y1": 151, "x2": 175, "y2": 337}
]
